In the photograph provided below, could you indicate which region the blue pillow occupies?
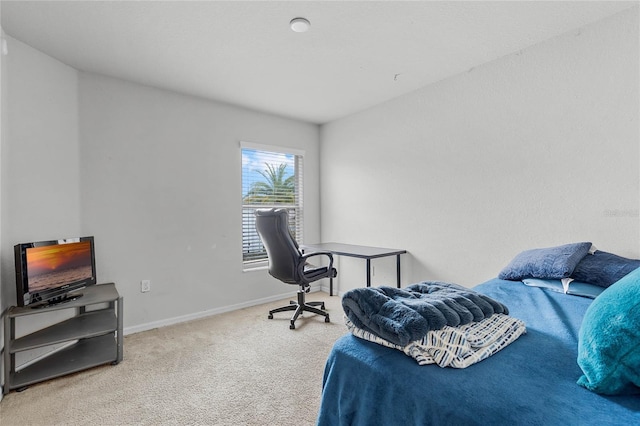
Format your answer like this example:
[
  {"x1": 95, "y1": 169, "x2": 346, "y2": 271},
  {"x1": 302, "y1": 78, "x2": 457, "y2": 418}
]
[
  {"x1": 498, "y1": 242, "x2": 592, "y2": 281},
  {"x1": 577, "y1": 266, "x2": 640, "y2": 395},
  {"x1": 571, "y1": 250, "x2": 640, "y2": 288}
]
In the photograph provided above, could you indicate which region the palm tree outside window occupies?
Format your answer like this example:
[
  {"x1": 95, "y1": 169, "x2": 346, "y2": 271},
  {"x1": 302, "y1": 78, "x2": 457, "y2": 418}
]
[{"x1": 241, "y1": 143, "x2": 304, "y2": 267}]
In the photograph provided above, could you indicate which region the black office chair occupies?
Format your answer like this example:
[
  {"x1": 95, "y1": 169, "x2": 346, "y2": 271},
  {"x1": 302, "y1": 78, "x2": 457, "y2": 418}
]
[{"x1": 255, "y1": 208, "x2": 337, "y2": 329}]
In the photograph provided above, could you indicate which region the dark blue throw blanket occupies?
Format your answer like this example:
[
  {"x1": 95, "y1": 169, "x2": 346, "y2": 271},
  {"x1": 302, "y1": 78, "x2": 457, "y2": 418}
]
[{"x1": 342, "y1": 281, "x2": 509, "y2": 346}]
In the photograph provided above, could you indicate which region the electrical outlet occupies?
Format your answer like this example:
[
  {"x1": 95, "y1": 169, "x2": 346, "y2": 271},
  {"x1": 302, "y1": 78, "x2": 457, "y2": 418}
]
[{"x1": 141, "y1": 280, "x2": 151, "y2": 293}]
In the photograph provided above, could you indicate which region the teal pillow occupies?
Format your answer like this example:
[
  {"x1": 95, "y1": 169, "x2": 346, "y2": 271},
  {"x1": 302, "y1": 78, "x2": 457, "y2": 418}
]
[{"x1": 577, "y1": 266, "x2": 640, "y2": 395}]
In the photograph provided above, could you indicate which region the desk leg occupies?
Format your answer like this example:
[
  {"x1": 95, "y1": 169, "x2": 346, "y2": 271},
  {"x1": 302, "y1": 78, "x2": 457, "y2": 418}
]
[
  {"x1": 366, "y1": 258, "x2": 371, "y2": 287},
  {"x1": 396, "y1": 254, "x2": 401, "y2": 288}
]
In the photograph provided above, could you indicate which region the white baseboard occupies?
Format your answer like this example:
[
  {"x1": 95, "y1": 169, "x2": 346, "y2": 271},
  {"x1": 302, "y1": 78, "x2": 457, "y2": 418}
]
[
  {"x1": 123, "y1": 283, "x2": 324, "y2": 335},
  {"x1": 319, "y1": 281, "x2": 345, "y2": 297}
]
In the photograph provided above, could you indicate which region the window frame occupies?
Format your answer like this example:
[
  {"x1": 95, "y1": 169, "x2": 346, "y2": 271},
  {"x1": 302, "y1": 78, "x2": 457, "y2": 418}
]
[{"x1": 240, "y1": 141, "x2": 305, "y2": 271}]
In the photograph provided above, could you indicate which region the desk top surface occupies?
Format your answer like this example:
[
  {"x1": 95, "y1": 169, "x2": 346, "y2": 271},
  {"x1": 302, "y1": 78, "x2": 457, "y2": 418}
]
[{"x1": 301, "y1": 242, "x2": 406, "y2": 259}]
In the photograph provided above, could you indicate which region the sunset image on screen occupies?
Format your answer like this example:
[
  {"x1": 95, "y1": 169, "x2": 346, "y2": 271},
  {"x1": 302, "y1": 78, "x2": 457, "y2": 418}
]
[{"x1": 26, "y1": 241, "x2": 93, "y2": 292}]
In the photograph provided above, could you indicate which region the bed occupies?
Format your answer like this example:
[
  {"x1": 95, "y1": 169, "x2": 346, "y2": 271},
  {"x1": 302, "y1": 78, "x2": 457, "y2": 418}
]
[{"x1": 317, "y1": 245, "x2": 640, "y2": 425}]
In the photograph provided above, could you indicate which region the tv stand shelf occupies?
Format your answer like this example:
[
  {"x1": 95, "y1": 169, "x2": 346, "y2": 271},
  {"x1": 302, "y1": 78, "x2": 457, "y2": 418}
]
[{"x1": 3, "y1": 283, "x2": 123, "y2": 395}]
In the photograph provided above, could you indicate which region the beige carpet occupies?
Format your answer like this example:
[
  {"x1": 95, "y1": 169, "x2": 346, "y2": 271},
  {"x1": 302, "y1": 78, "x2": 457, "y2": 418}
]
[{"x1": 0, "y1": 292, "x2": 346, "y2": 426}]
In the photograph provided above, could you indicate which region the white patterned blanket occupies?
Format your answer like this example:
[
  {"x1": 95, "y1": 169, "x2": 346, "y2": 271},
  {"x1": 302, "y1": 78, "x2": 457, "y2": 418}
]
[{"x1": 345, "y1": 313, "x2": 526, "y2": 368}]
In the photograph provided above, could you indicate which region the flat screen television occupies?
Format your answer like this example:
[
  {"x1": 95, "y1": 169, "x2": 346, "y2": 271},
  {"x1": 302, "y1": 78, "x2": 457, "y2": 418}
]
[{"x1": 14, "y1": 236, "x2": 97, "y2": 308}]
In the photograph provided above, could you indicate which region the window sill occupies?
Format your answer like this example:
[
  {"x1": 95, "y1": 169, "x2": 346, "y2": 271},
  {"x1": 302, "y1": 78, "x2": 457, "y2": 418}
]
[{"x1": 243, "y1": 263, "x2": 268, "y2": 273}]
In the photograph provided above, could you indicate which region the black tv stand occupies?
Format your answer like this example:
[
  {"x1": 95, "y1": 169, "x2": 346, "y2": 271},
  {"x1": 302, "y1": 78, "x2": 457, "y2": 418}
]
[
  {"x1": 3, "y1": 283, "x2": 123, "y2": 395},
  {"x1": 30, "y1": 292, "x2": 83, "y2": 309}
]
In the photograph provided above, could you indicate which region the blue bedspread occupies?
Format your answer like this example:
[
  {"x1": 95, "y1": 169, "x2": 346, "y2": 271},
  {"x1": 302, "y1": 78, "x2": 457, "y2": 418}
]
[{"x1": 317, "y1": 278, "x2": 640, "y2": 425}]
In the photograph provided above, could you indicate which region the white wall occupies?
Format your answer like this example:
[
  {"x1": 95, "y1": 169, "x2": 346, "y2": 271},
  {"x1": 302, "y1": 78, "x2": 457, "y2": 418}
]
[
  {"x1": 77, "y1": 73, "x2": 321, "y2": 331},
  {"x1": 320, "y1": 8, "x2": 640, "y2": 292},
  {"x1": 0, "y1": 39, "x2": 321, "y2": 334},
  {"x1": 0, "y1": 36, "x2": 83, "y2": 368},
  {"x1": 1, "y1": 36, "x2": 81, "y2": 303}
]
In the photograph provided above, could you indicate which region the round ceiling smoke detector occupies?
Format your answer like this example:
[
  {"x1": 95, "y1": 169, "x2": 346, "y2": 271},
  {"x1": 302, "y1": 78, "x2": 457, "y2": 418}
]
[{"x1": 290, "y1": 17, "x2": 310, "y2": 33}]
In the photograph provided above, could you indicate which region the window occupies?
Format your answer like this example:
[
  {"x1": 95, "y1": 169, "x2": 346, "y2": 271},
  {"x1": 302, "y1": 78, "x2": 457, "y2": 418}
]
[{"x1": 241, "y1": 142, "x2": 304, "y2": 267}]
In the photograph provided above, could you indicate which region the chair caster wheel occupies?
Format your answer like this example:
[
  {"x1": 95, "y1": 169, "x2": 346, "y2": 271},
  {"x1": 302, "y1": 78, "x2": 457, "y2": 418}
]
[
  {"x1": 325, "y1": 316, "x2": 330, "y2": 323},
  {"x1": 321, "y1": 303, "x2": 326, "y2": 310},
  {"x1": 290, "y1": 323, "x2": 296, "y2": 330},
  {"x1": 268, "y1": 314, "x2": 273, "y2": 319}
]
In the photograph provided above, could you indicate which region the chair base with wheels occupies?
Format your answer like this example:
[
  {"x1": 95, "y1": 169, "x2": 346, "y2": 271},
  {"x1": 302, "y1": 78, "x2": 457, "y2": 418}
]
[{"x1": 268, "y1": 286, "x2": 330, "y2": 329}]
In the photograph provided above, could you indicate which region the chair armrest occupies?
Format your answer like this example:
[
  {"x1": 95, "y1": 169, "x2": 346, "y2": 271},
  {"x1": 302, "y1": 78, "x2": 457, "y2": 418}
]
[
  {"x1": 301, "y1": 251, "x2": 334, "y2": 268},
  {"x1": 298, "y1": 251, "x2": 335, "y2": 285}
]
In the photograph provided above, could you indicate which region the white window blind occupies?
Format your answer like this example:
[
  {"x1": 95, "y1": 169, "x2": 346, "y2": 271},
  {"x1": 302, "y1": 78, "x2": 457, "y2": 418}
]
[{"x1": 241, "y1": 143, "x2": 304, "y2": 266}]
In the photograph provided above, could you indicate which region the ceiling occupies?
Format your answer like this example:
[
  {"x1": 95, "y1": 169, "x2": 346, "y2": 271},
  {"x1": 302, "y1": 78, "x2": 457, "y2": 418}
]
[{"x1": 1, "y1": 1, "x2": 636, "y2": 124}]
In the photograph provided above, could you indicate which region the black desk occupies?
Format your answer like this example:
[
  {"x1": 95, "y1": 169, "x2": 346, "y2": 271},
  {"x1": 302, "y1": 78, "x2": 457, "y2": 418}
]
[{"x1": 301, "y1": 242, "x2": 407, "y2": 296}]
